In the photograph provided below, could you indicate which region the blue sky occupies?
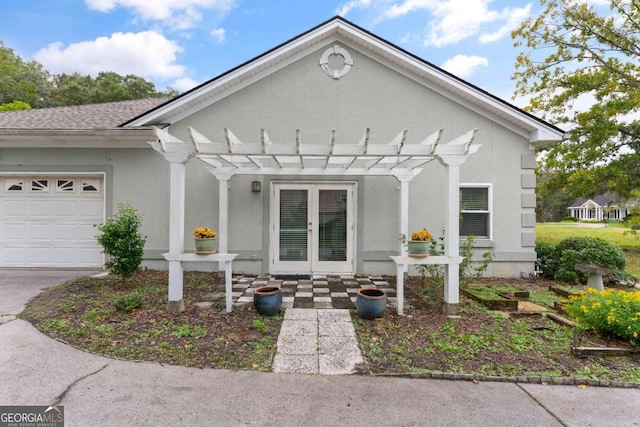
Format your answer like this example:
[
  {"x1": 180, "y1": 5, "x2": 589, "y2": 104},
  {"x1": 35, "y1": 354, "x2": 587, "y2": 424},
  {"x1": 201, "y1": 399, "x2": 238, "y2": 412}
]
[{"x1": 2, "y1": 0, "x2": 548, "y2": 106}]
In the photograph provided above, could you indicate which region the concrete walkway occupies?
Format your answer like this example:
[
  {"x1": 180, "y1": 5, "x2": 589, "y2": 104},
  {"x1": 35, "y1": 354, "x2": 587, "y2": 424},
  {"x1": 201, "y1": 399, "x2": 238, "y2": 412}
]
[{"x1": 272, "y1": 308, "x2": 363, "y2": 375}]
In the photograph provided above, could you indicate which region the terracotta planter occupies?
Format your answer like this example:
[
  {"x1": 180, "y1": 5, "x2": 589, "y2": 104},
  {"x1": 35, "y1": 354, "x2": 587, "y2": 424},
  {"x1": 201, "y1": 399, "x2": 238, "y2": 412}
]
[
  {"x1": 194, "y1": 237, "x2": 217, "y2": 254},
  {"x1": 407, "y1": 240, "x2": 429, "y2": 257},
  {"x1": 356, "y1": 288, "x2": 387, "y2": 319},
  {"x1": 253, "y1": 286, "x2": 282, "y2": 316}
]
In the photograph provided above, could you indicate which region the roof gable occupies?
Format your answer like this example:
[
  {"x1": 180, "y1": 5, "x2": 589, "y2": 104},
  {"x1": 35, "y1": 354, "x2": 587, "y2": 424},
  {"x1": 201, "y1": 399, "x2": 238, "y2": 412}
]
[{"x1": 122, "y1": 16, "x2": 565, "y2": 147}]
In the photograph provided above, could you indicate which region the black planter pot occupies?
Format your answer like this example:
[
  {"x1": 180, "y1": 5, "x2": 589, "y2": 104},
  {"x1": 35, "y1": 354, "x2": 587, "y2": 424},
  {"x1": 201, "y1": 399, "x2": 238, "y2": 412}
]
[
  {"x1": 253, "y1": 286, "x2": 283, "y2": 316},
  {"x1": 356, "y1": 288, "x2": 387, "y2": 319}
]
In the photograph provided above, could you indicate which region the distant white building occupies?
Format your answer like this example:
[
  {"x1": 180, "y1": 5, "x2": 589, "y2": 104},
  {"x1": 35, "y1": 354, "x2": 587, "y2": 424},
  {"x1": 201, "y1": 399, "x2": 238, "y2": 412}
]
[{"x1": 567, "y1": 194, "x2": 635, "y2": 221}]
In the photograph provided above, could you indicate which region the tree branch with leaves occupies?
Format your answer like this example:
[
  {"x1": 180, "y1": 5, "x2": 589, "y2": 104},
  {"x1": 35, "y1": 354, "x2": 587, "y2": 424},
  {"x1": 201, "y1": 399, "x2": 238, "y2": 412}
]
[{"x1": 513, "y1": 0, "x2": 640, "y2": 199}]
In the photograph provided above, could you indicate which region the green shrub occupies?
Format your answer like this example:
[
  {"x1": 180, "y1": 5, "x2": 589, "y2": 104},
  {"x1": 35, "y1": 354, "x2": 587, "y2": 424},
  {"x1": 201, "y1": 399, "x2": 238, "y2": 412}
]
[
  {"x1": 566, "y1": 288, "x2": 640, "y2": 345},
  {"x1": 561, "y1": 216, "x2": 578, "y2": 222},
  {"x1": 535, "y1": 242, "x2": 558, "y2": 279},
  {"x1": 536, "y1": 237, "x2": 626, "y2": 284},
  {"x1": 96, "y1": 202, "x2": 147, "y2": 285},
  {"x1": 114, "y1": 292, "x2": 144, "y2": 312}
]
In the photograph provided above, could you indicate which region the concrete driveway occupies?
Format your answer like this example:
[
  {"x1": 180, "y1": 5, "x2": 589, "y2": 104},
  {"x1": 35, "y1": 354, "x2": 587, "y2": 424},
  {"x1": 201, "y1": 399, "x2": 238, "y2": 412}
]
[
  {"x1": 0, "y1": 269, "x2": 103, "y2": 320},
  {"x1": 1, "y1": 269, "x2": 639, "y2": 426}
]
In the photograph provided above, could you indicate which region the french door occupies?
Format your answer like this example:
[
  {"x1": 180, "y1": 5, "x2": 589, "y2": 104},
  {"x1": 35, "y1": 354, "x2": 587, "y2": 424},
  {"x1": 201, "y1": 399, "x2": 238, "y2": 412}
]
[{"x1": 271, "y1": 182, "x2": 355, "y2": 274}]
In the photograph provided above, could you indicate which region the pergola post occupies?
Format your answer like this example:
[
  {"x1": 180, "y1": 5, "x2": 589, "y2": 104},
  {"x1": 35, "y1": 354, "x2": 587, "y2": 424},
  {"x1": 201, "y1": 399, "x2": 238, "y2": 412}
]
[
  {"x1": 398, "y1": 175, "x2": 411, "y2": 258},
  {"x1": 167, "y1": 160, "x2": 187, "y2": 312},
  {"x1": 218, "y1": 177, "x2": 229, "y2": 254},
  {"x1": 439, "y1": 155, "x2": 467, "y2": 316}
]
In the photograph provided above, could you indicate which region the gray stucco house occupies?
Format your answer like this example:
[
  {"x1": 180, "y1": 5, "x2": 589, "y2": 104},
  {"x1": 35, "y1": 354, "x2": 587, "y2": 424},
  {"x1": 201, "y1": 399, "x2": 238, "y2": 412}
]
[{"x1": 0, "y1": 17, "x2": 564, "y2": 308}]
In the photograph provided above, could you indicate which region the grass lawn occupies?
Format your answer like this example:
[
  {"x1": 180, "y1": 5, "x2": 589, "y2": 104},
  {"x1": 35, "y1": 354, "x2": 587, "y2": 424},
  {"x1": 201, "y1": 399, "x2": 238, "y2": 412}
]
[{"x1": 536, "y1": 222, "x2": 640, "y2": 277}]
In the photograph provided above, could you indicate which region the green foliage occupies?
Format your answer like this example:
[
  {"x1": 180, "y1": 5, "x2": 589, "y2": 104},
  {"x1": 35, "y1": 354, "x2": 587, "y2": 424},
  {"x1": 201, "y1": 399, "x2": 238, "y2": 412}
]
[
  {"x1": 0, "y1": 100, "x2": 31, "y2": 111},
  {"x1": 48, "y1": 71, "x2": 178, "y2": 107},
  {"x1": 403, "y1": 230, "x2": 494, "y2": 288},
  {"x1": 566, "y1": 288, "x2": 640, "y2": 345},
  {"x1": 95, "y1": 202, "x2": 146, "y2": 285},
  {"x1": 0, "y1": 39, "x2": 178, "y2": 108},
  {"x1": 561, "y1": 216, "x2": 578, "y2": 222},
  {"x1": 513, "y1": 0, "x2": 640, "y2": 199},
  {"x1": 0, "y1": 41, "x2": 52, "y2": 108},
  {"x1": 536, "y1": 237, "x2": 627, "y2": 284},
  {"x1": 114, "y1": 292, "x2": 144, "y2": 312}
]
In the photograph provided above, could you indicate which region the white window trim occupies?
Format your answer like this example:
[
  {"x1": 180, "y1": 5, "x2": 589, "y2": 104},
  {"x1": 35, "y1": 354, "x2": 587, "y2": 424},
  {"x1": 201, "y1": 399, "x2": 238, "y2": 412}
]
[{"x1": 459, "y1": 183, "x2": 493, "y2": 241}]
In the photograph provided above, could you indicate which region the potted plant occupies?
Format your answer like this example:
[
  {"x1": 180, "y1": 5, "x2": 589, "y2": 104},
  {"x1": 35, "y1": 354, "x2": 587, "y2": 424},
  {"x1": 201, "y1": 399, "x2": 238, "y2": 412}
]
[
  {"x1": 193, "y1": 227, "x2": 217, "y2": 254},
  {"x1": 406, "y1": 228, "x2": 432, "y2": 257}
]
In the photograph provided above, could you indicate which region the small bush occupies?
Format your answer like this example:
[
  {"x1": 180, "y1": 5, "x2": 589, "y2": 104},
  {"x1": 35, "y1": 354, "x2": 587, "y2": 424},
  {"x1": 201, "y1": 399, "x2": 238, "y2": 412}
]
[
  {"x1": 114, "y1": 292, "x2": 144, "y2": 312},
  {"x1": 566, "y1": 288, "x2": 640, "y2": 345},
  {"x1": 96, "y1": 202, "x2": 147, "y2": 285},
  {"x1": 536, "y1": 237, "x2": 626, "y2": 284},
  {"x1": 561, "y1": 216, "x2": 578, "y2": 222}
]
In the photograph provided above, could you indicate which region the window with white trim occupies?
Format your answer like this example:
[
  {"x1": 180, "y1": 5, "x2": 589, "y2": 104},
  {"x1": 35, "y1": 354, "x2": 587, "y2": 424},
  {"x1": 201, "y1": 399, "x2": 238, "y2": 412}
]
[
  {"x1": 459, "y1": 185, "x2": 491, "y2": 238},
  {"x1": 81, "y1": 179, "x2": 100, "y2": 192},
  {"x1": 57, "y1": 179, "x2": 75, "y2": 192},
  {"x1": 31, "y1": 179, "x2": 49, "y2": 192},
  {"x1": 5, "y1": 178, "x2": 24, "y2": 192}
]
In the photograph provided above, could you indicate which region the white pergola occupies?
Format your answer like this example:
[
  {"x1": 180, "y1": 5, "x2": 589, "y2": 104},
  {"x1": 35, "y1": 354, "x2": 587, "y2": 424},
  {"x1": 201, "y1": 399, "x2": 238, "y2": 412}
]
[{"x1": 149, "y1": 126, "x2": 481, "y2": 315}]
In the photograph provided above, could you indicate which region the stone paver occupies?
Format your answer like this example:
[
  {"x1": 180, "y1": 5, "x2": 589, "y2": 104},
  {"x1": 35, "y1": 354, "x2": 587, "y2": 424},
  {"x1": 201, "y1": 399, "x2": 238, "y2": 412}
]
[{"x1": 273, "y1": 308, "x2": 363, "y2": 375}]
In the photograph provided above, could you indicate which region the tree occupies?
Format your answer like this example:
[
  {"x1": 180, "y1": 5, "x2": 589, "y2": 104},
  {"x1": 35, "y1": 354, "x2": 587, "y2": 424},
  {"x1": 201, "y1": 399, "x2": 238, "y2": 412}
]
[
  {"x1": 0, "y1": 100, "x2": 31, "y2": 111},
  {"x1": 512, "y1": 0, "x2": 640, "y2": 200},
  {"x1": 95, "y1": 202, "x2": 147, "y2": 285},
  {"x1": 0, "y1": 41, "x2": 51, "y2": 108},
  {"x1": 0, "y1": 39, "x2": 179, "y2": 109}
]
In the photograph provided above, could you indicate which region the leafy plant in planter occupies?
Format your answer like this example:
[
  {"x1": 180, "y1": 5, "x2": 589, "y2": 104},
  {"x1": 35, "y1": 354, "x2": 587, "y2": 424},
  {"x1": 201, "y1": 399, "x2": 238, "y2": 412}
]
[{"x1": 95, "y1": 202, "x2": 147, "y2": 285}]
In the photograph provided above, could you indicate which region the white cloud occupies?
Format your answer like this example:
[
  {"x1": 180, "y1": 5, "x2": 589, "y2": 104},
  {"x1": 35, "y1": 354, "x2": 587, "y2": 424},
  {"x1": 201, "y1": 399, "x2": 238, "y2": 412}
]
[
  {"x1": 33, "y1": 31, "x2": 185, "y2": 79},
  {"x1": 336, "y1": 0, "x2": 372, "y2": 16},
  {"x1": 210, "y1": 27, "x2": 226, "y2": 43},
  {"x1": 479, "y1": 5, "x2": 531, "y2": 44},
  {"x1": 441, "y1": 55, "x2": 488, "y2": 78},
  {"x1": 84, "y1": 0, "x2": 237, "y2": 30},
  {"x1": 172, "y1": 77, "x2": 200, "y2": 91},
  {"x1": 382, "y1": 0, "x2": 531, "y2": 47}
]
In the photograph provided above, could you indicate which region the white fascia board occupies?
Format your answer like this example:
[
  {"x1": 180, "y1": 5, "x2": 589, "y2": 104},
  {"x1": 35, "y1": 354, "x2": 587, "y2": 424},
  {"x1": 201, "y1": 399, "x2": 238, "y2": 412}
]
[{"x1": 0, "y1": 128, "x2": 156, "y2": 148}]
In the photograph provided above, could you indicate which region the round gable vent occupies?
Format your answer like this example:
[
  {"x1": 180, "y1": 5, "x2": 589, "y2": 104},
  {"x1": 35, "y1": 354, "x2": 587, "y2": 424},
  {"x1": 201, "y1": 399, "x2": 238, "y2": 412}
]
[{"x1": 319, "y1": 45, "x2": 353, "y2": 79}]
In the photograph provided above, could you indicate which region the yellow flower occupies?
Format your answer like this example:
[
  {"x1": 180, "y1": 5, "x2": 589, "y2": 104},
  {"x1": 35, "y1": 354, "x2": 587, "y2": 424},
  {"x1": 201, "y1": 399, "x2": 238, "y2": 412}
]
[
  {"x1": 193, "y1": 227, "x2": 217, "y2": 239},
  {"x1": 411, "y1": 228, "x2": 432, "y2": 241},
  {"x1": 634, "y1": 332, "x2": 638, "y2": 338}
]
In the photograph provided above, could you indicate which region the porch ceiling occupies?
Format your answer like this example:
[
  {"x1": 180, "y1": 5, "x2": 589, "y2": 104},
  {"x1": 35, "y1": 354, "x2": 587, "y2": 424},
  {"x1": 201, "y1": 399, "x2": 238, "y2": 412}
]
[{"x1": 150, "y1": 126, "x2": 480, "y2": 180}]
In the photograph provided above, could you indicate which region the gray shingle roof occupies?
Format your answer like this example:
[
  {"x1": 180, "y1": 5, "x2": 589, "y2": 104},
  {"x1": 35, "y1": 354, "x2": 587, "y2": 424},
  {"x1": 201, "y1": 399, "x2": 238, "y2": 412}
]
[{"x1": 0, "y1": 98, "x2": 169, "y2": 129}]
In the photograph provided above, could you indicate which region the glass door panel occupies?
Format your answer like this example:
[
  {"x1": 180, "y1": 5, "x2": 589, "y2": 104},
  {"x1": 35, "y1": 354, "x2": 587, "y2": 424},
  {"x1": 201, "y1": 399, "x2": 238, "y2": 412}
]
[
  {"x1": 279, "y1": 189, "x2": 308, "y2": 261},
  {"x1": 318, "y1": 189, "x2": 347, "y2": 262}
]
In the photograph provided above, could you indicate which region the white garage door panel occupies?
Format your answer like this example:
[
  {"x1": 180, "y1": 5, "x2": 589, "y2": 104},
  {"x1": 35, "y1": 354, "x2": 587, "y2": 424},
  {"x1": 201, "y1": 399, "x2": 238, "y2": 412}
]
[
  {"x1": 0, "y1": 175, "x2": 105, "y2": 268},
  {"x1": 77, "y1": 200, "x2": 103, "y2": 217},
  {"x1": 55, "y1": 201, "x2": 77, "y2": 216},
  {"x1": 3, "y1": 223, "x2": 27, "y2": 240},
  {"x1": 30, "y1": 224, "x2": 53, "y2": 240},
  {"x1": 29, "y1": 200, "x2": 53, "y2": 216},
  {"x1": 4, "y1": 200, "x2": 27, "y2": 217}
]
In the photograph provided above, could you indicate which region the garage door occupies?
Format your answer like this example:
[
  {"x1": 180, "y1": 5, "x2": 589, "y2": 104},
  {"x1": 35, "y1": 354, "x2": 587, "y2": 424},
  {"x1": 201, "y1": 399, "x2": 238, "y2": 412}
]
[{"x1": 0, "y1": 175, "x2": 105, "y2": 268}]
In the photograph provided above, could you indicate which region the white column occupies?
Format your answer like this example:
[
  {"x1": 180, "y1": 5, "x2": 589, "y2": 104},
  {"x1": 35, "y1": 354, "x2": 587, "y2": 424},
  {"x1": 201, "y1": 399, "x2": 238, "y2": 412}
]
[
  {"x1": 167, "y1": 160, "x2": 187, "y2": 312},
  {"x1": 218, "y1": 177, "x2": 229, "y2": 254},
  {"x1": 398, "y1": 176, "x2": 410, "y2": 258},
  {"x1": 438, "y1": 155, "x2": 466, "y2": 317}
]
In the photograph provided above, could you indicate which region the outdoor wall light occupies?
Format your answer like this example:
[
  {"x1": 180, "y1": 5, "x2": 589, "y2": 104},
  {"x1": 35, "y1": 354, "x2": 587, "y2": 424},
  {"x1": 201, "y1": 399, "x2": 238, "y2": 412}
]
[{"x1": 251, "y1": 180, "x2": 261, "y2": 193}]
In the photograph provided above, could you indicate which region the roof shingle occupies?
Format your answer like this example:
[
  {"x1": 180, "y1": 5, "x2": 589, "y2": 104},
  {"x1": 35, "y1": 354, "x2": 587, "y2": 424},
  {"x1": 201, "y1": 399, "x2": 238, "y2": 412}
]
[{"x1": 0, "y1": 98, "x2": 169, "y2": 130}]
